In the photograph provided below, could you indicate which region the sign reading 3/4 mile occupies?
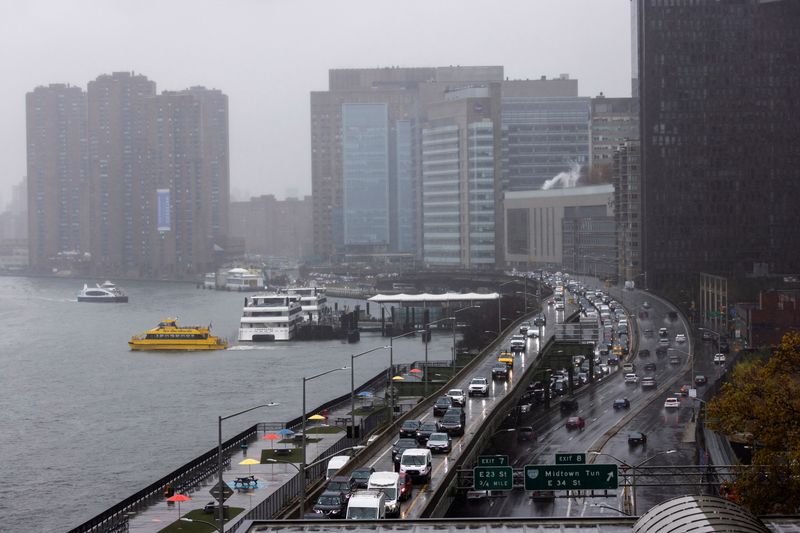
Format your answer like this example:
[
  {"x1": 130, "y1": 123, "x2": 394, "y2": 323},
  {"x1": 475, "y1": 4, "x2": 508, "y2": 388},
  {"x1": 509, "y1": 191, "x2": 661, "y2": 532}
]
[
  {"x1": 473, "y1": 466, "x2": 513, "y2": 491},
  {"x1": 524, "y1": 464, "x2": 618, "y2": 491}
]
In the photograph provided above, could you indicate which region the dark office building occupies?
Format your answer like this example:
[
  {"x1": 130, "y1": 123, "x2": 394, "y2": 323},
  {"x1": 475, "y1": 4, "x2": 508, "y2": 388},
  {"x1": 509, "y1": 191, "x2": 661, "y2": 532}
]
[{"x1": 638, "y1": 0, "x2": 800, "y2": 289}]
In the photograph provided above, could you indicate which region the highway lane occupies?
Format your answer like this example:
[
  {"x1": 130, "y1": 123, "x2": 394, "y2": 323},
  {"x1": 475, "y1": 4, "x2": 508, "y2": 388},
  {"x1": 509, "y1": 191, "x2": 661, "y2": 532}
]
[
  {"x1": 447, "y1": 285, "x2": 696, "y2": 518},
  {"x1": 346, "y1": 297, "x2": 572, "y2": 519}
]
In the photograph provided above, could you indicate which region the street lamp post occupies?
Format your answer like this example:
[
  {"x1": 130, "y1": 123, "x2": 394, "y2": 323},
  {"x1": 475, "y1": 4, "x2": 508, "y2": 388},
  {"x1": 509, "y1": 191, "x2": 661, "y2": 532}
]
[
  {"x1": 351, "y1": 346, "x2": 390, "y2": 436},
  {"x1": 590, "y1": 449, "x2": 676, "y2": 515},
  {"x1": 388, "y1": 330, "x2": 418, "y2": 421},
  {"x1": 265, "y1": 445, "x2": 366, "y2": 516},
  {"x1": 217, "y1": 402, "x2": 279, "y2": 532},
  {"x1": 301, "y1": 367, "x2": 348, "y2": 517}
]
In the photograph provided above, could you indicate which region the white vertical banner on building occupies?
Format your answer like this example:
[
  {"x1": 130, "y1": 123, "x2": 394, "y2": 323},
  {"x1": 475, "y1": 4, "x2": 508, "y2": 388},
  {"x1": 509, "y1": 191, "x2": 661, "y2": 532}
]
[{"x1": 157, "y1": 189, "x2": 171, "y2": 232}]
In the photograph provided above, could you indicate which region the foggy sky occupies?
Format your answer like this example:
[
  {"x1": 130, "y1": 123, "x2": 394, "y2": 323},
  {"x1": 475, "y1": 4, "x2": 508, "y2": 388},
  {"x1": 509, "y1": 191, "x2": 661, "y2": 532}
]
[{"x1": 0, "y1": 0, "x2": 631, "y2": 208}]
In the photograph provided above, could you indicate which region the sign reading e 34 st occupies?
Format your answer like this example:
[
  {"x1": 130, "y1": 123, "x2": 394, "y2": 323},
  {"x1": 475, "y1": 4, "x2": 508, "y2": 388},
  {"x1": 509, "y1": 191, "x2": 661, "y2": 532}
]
[
  {"x1": 473, "y1": 466, "x2": 513, "y2": 491},
  {"x1": 524, "y1": 464, "x2": 618, "y2": 491}
]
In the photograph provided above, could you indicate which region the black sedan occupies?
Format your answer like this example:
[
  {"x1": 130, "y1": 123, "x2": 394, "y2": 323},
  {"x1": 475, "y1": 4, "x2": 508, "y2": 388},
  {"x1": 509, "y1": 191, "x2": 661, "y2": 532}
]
[
  {"x1": 399, "y1": 419, "x2": 421, "y2": 438},
  {"x1": 628, "y1": 431, "x2": 647, "y2": 446}
]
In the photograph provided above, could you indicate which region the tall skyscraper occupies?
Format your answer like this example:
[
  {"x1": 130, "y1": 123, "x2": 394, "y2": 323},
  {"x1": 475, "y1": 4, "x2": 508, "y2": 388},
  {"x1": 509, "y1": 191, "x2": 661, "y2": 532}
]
[
  {"x1": 638, "y1": 0, "x2": 800, "y2": 288},
  {"x1": 421, "y1": 85, "x2": 502, "y2": 268},
  {"x1": 26, "y1": 84, "x2": 88, "y2": 271},
  {"x1": 310, "y1": 66, "x2": 504, "y2": 263},
  {"x1": 87, "y1": 72, "x2": 156, "y2": 275}
]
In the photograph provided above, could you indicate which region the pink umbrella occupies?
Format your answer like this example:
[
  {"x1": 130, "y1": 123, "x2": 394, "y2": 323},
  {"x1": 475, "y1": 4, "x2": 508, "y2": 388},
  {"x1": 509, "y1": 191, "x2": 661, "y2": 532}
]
[
  {"x1": 409, "y1": 368, "x2": 423, "y2": 374},
  {"x1": 166, "y1": 493, "x2": 190, "y2": 518}
]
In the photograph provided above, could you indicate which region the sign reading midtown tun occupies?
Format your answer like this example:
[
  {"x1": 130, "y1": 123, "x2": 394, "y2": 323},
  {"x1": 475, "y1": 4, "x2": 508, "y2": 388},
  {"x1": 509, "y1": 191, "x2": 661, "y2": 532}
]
[{"x1": 524, "y1": 464, "x2": 618, "y2": 491}]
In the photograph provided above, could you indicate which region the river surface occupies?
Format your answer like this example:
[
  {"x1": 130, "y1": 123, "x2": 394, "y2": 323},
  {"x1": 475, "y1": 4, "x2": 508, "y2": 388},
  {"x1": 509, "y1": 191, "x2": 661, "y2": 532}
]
[{"x1": 0, "y1": 276, "x2": 455, "y2": 531}]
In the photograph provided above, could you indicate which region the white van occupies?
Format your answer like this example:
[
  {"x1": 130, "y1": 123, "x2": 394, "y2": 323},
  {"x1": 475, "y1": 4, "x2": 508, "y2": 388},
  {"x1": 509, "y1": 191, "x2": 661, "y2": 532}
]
[
  {"x1": 326, "y1": 455, "x2": 350, "y2": 480},
  {"x1": 367, "y1": 471, "x2": 400, "y2": 517},
  {"x1": 346, "y1": 489, "x2": 386, "y2": 519},
  {"x1": 399, "y1": 448, "x2": 432, "y2": 483}
]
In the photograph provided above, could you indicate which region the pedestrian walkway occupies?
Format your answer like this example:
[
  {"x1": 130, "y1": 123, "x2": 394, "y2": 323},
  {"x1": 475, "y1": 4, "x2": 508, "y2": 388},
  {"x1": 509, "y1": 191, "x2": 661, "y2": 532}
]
[{"x1": 125, "y1": 392, "x2": 382, "y2": 532}]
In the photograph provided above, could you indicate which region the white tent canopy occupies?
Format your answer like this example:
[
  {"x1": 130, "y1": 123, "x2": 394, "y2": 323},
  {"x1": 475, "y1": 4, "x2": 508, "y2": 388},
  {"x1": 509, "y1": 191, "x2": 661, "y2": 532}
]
[{"x1": 368, "y1": 292, "x2": 499, "y2": 303}]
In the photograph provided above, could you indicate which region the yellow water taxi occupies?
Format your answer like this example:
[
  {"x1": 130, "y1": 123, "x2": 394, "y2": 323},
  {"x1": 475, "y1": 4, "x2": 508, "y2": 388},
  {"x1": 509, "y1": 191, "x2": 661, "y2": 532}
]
[{"x1": 128, "y1": 319, "x2": 227, "y2": 351}]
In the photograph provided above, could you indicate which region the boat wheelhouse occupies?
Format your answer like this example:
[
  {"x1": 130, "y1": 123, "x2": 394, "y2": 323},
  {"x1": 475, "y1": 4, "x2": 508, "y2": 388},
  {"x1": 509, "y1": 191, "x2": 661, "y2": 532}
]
[
  {"x1": 238, "y1": 293, "x2": 303, "y2": 341},
  {"x1": 284, "y1": 287, "x2": 329, "y2": 323}
]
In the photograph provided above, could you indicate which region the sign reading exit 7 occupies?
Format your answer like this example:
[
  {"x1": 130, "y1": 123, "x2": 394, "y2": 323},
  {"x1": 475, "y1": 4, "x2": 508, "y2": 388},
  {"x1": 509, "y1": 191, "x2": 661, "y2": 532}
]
[
  {"x1": 477, "y1": 455, "x2": 509, "y2": 467},
  {"x1": 524, "y1": 464, "x2": 618, "y2": 491},
  {"x1": 473, "y1": 466, "x2": 513, "y2": 491}
]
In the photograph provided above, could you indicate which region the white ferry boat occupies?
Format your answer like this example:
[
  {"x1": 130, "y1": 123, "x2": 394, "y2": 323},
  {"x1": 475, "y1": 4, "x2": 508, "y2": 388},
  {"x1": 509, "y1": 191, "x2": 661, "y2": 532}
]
[
  {"x1": 284, "y1": 287, "x2": 329, "y2": 323},
  {"x1": 238, "y1": 293, "x2": 303, "y2": 341},
  {"x1": 78, "y1": 280, "x2": 129, "y2": 303},
  {"x1": 224, "y1": 268, "x2": 265, "y2": 291}
]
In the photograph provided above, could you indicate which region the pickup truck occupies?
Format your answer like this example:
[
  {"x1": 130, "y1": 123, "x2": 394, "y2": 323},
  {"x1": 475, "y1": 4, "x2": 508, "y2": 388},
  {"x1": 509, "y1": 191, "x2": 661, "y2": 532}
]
[{"x1": 468, "y1": 377, "x2": 489, "y2": 397}]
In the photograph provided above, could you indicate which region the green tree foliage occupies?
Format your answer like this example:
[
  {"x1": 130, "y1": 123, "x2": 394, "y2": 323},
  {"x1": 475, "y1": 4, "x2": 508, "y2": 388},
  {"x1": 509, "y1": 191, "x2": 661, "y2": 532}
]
[{"x1": 707, "y1": 331, "x2": 800, "y2": 513}]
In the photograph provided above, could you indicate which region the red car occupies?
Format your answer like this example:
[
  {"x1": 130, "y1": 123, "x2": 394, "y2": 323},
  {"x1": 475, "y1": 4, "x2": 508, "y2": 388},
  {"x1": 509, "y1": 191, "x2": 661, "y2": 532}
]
[
  {"x1": 398, "y1": 471, "x2": 413, "y2": 501},
  {"x1": 566, "y1": 416, "x2": 585, "y2": 430}
]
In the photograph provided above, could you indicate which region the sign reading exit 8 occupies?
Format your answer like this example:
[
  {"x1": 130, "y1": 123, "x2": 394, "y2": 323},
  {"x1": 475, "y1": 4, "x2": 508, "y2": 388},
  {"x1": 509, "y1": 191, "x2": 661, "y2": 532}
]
[{"x1": 473, "y1": 466, "x2": 513, "y2": 491}]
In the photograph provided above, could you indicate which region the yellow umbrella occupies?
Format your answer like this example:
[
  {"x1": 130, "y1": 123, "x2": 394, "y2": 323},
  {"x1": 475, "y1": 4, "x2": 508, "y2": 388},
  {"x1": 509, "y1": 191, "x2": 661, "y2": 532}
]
[
  {"x1": 392, "y1": 375, "x2": 405, "y2": 381},
  {"x1": 239, "y1": 457, "x2": 260, "y2": 473},
  {"x1": 308, "y1": 414, "x2": 326, "y2": 421}
]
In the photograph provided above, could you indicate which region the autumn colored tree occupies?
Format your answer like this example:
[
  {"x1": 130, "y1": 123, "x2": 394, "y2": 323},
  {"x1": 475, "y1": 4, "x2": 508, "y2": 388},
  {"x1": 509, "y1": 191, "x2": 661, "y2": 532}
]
[{"x1": 707, "y1": 330, "x2": 800, "y2": 513}]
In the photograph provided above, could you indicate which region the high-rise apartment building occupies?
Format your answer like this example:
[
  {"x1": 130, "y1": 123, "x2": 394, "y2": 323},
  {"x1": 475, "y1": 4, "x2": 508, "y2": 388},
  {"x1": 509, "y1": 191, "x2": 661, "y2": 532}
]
[
  {"x1": 27, "y1": 72, "x2": 229, "y2": 278},
  {"x1": 87, "y1": 72, "x2": 156, "y2": 275},
  {"x1": 613, "y1": 140, "x2": 641, "y2": 282},
  {"x1": 590, "y1": 95, "x2": 638, "y2": 179},
  {"x1": 26, "y1": 84, "x2": 89, "y2": 271},
  {"x1": 638, "y1": 0, "x2": 800, "y2": 288}
]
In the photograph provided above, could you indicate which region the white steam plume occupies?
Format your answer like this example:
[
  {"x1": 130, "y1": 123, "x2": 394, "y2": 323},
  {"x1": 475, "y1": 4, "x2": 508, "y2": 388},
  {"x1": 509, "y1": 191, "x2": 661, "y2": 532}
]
[{"x1": 541, "y1": 162, "x2": 581, "y2": 190}]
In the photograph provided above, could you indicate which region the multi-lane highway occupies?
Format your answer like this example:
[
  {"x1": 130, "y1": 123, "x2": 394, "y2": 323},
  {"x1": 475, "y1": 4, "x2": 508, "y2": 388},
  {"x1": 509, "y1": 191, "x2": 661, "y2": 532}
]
[
  {"x1": 338, "y1": 299, "x2": 570, "y2": 519},
  {"x1": 447, "y1": 282, "x2": 702, "y2": 518}
]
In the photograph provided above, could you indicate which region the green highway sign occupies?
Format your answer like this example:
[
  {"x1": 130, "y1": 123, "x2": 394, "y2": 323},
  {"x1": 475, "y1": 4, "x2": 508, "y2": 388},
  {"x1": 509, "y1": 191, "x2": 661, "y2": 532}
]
[
  {"x1": 524, "y1": 464, "x2": 618, "y2": 491},
  {"x1": 473, "y1": 466, "x2": 513, "y2": 491},
  {"x1": 555, "y1": 453, "x2": 586, "y2": 465},
  {"x1": 477, "y1": 455, "x2": 509, "y2": 467}
]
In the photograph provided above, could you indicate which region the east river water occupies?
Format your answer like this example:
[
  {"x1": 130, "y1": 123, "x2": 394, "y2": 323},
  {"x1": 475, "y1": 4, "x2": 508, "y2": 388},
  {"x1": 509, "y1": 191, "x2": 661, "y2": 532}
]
[{"x1": 0, "y1": 276, "x2": 455, "y2": 531}]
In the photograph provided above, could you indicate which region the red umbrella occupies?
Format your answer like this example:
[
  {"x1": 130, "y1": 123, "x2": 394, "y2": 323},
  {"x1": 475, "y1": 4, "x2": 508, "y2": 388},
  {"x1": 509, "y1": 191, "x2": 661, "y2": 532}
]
[
  {"x1": 409, "y1": 368, "x2": 423, "y2": 374},
  {"x1": 262, "y1": 432, "x2": 280, "y2": 450},
  {"x1": 166, "y1": 493, "x2": 190, "y2": 518}
]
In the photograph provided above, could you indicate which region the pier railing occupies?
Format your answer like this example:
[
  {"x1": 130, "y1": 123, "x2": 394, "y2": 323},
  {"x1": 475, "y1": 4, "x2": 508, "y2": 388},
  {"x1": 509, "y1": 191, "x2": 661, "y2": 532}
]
[{"x1": 67, "y1": 423, "x2": 259, "y2": 533}]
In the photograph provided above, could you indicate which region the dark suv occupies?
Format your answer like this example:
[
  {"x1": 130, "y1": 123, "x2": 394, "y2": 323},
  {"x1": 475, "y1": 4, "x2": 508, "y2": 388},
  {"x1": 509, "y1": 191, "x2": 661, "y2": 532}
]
[
  {"x1": 416, "y1": 421, "x2": 438, "y2": 445},
  {"x1": 437, "y1": 413, "x2": 465, "y2": 436},
  {"x1": 433, "y1": 396, "x2": 451, "y2": 416},
  {"x1": 313, "y1": 491, "x2": 347, "y2": 518},
  {"x1": 326, "y1": 476, "x2": 356, "y2": 502},
  {"x1": 560, "y1": 397, "x2": 579, "y2": 413},
  {"x1": 492, "y1": 362, "x2": 509, "y2": 380}
]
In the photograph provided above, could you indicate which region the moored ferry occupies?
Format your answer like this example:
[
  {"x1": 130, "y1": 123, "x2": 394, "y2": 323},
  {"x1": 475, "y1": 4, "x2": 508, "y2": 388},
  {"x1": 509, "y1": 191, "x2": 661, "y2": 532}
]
[
  {"x1": 238, "y1": 293, "x2": 303, "y2": 341},
  {"x1": 128, "y1": 319, "x2": 227, "y2": 351},
  {"x1": 284, "y1": 287, "x2": 329, "y2": 323}
]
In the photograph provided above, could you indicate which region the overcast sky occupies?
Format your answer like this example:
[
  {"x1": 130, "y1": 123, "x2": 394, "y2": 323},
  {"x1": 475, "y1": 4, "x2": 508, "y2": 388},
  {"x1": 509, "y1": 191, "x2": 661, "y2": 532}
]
[{"x1": 0, "y1": 0, "x2": 631, "y2": 207}]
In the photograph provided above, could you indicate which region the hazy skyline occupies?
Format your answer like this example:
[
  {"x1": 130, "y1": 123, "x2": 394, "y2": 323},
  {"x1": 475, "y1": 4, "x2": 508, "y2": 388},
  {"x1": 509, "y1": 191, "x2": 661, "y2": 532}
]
[{"x1": 0, "y1": 0, "x2": 631, "y2": 208}]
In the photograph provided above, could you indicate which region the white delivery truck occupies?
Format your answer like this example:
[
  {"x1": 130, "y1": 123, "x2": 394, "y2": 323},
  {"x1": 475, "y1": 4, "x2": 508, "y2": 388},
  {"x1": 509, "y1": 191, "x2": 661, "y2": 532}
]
[
  {"x1": 326, "y1": 455, "x2": 350, "y2": 480},
  {"x1": 399, "y1": 448, "x2": 432, "y2": 483},
  {"x1": 367, "y1": 471, "x2": 400, "y2": 517},
  {"x1": 346, "y1": 489, "x2": 386, "y2": 519}
]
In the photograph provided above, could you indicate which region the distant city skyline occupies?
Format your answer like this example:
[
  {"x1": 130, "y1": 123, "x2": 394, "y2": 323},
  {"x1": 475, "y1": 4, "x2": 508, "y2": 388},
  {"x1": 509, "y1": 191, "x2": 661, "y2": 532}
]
[{"x1": 0, "y1": 0, "x2": 632, "y2": 209}]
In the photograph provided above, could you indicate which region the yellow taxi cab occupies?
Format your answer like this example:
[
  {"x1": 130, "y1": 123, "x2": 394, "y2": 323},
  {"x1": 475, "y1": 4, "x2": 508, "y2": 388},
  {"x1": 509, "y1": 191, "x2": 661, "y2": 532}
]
[{"x1": 498, "y1": 351, "x2": 514, "y2": 369}]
